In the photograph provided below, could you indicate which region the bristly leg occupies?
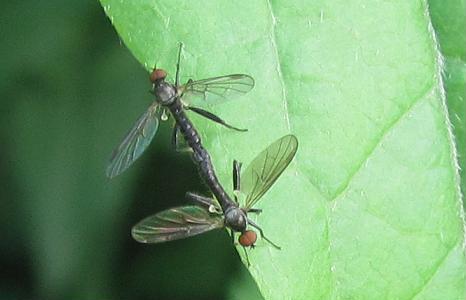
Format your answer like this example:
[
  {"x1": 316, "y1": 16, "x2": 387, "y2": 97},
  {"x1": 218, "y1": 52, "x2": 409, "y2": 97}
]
[
  {"x1": 175, "y1": 42, "x2": 183, "y2": 87},
  {"x1": 229, "y1": 228, "x2": 236, "y2": 245},
  {"x1": 187, "y1": 106, "x2": 247, "y2": 132},
  {"x1": 248, "y1": 208, "x2": 262, "y2": 214},
  {"x1": 242, "y1": 246, "x2": 251, "y2": 267},
  {"x1": 232, "y1": 160, "x2": 242, "y2": 205},
  {"x1": 171, "y1": 125, "x2": 192, "y2": 152},
  {"x1": 185, "y1": 191, "x2": 212, "y2": 207},
  {"x1": 233, "y1": 160, "x2": 242, "y2": 192},
  {"x1": 248, "y1": 219, "x2": 281, "y2": 250}
]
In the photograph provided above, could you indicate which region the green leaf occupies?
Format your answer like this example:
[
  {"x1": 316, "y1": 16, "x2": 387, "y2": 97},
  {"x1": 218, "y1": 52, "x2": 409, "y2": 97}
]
[
  {"x1": 428, "y1": 0, "x2": 466, "y2": 205},
  {"x1": 101, "y1": 0, "x2": 466, "y2": 299}
]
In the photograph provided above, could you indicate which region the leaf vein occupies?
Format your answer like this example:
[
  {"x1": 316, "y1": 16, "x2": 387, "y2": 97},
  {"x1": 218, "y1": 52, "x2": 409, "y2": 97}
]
[
  {"x1": 331, "y1": 85, "x2": 435, "y2": 201},
  {"x1": 265, "y1": 0, "x2": 291, "y2": 131},
  {"x1": 409, "y1": 243, "x2": 457, "y2": 300}
]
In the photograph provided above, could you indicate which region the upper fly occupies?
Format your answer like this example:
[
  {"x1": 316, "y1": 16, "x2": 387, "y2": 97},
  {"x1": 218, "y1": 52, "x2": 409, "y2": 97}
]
[{"x1": 106, "y1": 43, "x2": 254, "y2": 178}]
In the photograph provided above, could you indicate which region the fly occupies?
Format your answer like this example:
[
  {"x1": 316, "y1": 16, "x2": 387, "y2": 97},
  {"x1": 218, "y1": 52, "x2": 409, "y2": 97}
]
[
  {"x1": 131, "y1": 135, "x2": 298, "y2": 265},
  {"x1": 106, "y1": 43, "x2": 254, "y2": 178}
]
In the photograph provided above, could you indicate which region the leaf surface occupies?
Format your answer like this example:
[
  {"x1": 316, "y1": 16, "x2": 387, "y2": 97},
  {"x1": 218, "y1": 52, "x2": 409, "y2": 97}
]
[{"x1": 101, "y1": 1, "x2": 466, "y2": 298}]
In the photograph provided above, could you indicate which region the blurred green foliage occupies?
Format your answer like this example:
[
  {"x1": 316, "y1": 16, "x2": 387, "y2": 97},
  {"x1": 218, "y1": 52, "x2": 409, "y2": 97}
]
[{"x1": 0, "y1": 1, "x2": 256, "y2": 299}]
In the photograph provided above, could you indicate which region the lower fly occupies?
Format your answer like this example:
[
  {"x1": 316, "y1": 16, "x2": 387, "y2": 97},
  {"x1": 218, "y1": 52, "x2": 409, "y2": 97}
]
[{"x1": 131, "y1": 135, "x2": 298, "y2": 266}]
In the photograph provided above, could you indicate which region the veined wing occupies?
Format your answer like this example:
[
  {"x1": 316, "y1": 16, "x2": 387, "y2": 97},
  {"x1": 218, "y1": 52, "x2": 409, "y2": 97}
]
[
  {"x1": 106, "y1": 103, "x2": 161, "y2": 178},
  {"x1": 132, "y1": 206, "x2": 224, "y2": 243},
  {"x1": 179, "y1": 74, "x2": 254, "y2": 106},
  {"x1": 241, "y1": 135, "x2": 298, "y2": 210}
]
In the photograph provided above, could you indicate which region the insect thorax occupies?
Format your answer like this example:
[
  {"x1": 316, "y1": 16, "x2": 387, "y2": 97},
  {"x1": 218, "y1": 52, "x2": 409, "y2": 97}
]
[
  {"x1": 154, "y1": 81, "x2": 176, "y2": 105},
  {"x1": 224, "y1": 207, "x2": 247, "y2": 232}
]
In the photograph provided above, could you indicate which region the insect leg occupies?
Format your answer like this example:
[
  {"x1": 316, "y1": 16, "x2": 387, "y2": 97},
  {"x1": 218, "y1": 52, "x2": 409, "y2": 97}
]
[
  {"x1": 247, "y1": 208, "x2": 263, "y2": 214},
  {"x1": 232, "y1": 160, "x2": 242, "y2": 205},
  {"x1": 186, "y1": 106, "x2": 247, "y2": 132},
  {"x1": 171, "y1": 125, "x2": 191, "y2": 152},
  {"x1": 175, "y1": 42, "x2": 183, "y2": 87},
  {"x1": 185, "y1": 192, "x2": 214, "y2": 207},
  {"x1": 247, "y1": 219, "x2": 281, "y2": 250},
  {"x1": 185, "y1": 192, "x2": 222, "y2": 214},
  {"x1": 233, "y1": 160, "x2": 242, "y2": 192},
  {"x1": 242, "y1": 246, "x2": 251, "y2": 267},
  {"x1": 229, "y1": 228, "x2": 236, "y2": 245},
  {"x1": 171, "y1": 125, "x2": 180, "y2": 151}
]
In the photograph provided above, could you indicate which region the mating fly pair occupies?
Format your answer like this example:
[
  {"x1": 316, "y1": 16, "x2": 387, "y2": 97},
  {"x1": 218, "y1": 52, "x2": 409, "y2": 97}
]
[
  {"x1": 106, "y1": 43, "x2": 254, "y2": 178},
  {"x1": 132, "y1": 134, "x2": 298, "y2": 265},
  {"x1": 107, "y1": 43, "x2": 298, "y2": 264}
]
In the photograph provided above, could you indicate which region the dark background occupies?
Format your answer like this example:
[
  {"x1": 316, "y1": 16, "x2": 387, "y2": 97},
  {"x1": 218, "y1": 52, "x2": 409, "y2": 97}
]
[{"x1": 0, "y1": 1, "x2": 257, "y2": 299}]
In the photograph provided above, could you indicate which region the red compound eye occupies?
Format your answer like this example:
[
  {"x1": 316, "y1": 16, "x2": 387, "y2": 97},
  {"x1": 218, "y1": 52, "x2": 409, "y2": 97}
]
[
  {"x1": 150, "y1": 69, "x2": 167, "y2": 83},
  {"x1": 239, "y1": 230, "x2": 257, "y2": 247}
]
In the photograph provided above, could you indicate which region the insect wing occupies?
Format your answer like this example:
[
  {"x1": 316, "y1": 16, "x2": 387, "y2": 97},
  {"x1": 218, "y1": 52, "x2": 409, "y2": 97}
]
[
  {"x1": 179, "y1": 74, "x2": 254, "y2": 106},
  {"x1": 241, "y1": 135, "x2": 298, "y2": 209},
  {"x1": 106, "y1": 103, "x2": 161, "y2": 178},
  {"x1": 132, "y1": 206, "x2": 224, "y2": 243}
]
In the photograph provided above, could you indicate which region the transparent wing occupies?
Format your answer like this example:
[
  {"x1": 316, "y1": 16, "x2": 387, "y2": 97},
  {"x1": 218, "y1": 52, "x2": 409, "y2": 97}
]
[
  {"x1": 132, "y1": 206, "x2": 224, "y2": 243},
  {"x1": 179, "y1": 74, "x2": 254, "y2": 106},
  {"x1": 241, "y1": 135, "x2": 298, "y2": 210},
  {"x1": 106, "y1": 103, "x2": 161, "y2": 178}
]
